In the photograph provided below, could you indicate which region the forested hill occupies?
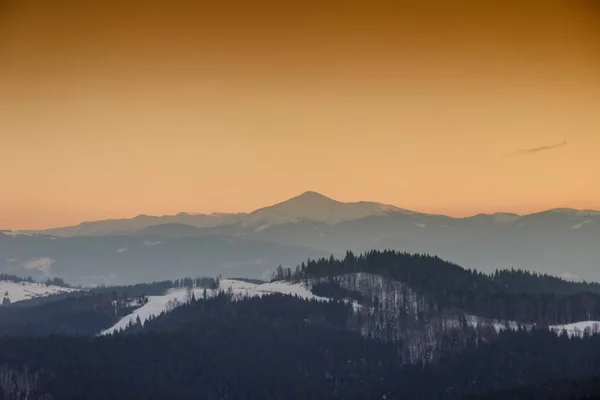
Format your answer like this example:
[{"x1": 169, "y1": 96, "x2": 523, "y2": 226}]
[
  {"x1": 9, "y1": 277, "x2": 217, "y2": 309},
  {"x1": 3, "y1": 300, "x2": 600, "y2": 400},
  {"x1": 273, "y1": 251, "x2": 600, "y2": 325},
  {"x1": 461, "y1": 376, "x2": 600, "y2": 400},
  {"x1": 281, "y1": 250, "x2": 600, "y2": 295},
  {"x1": 2, "y1": 251, "x2": 600, "y2": 399},
  {"x1": 0, "y1": 277, "x2": 218, "y2": 336}
]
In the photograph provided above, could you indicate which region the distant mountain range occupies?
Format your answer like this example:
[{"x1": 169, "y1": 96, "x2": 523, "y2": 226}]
[
  {"x1": 2, "y1": 191, "x2": 599, "y2": 284},
  {"x1": 17, "y1": 191, "x2": 414, "y2": 237}
]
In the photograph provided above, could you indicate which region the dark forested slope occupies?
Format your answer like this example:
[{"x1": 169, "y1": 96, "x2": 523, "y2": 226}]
[
  {"x1": 2, "y1": 251, "x2": 600, "y2": 399},
  {"x1": 277, "y1": 251, "x2": 600, "y2": 325},
  {"x1": 2, "y1": 295, "x2": 600, "y2": 400}
]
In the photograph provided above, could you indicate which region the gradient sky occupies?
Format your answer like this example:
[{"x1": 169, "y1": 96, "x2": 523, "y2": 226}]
[{"x1": 1, "y1": 1, "x2": 600, "y2": 230}]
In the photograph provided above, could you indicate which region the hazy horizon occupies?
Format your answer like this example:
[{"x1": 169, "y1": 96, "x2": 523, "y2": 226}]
[
  {"x1": 2, "y1": 0, "x2": 600, "y2": 230},
  {"x1": 4, "y1": 190, "x2": 600, "y2": 232}
]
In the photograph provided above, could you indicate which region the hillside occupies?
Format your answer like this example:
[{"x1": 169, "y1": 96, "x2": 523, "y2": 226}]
[
  {"x1": 3, "y1": 295, "x2": 600, "y2": 400},
  {"x1": 1, "y1": 251, "x2": 600, "y2": 399},
  {"x1": 102, "y1": 252, "x2": 600, "y2": 365},
  {"x1": 4, "y1": 251, "x2": 600, "y2": 339}
]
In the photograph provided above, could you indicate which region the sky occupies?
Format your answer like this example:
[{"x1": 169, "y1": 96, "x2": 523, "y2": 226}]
[{"x1": 1, "y1": 0, "x2": 600, "y2": 230}]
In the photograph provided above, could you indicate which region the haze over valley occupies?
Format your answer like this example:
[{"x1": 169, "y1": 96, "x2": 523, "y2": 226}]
[{"x1": 3, "y1": 191, "x2": 599, "y2": 285}]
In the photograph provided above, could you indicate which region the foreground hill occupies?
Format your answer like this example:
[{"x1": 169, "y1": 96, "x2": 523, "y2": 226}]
[
  {"x1": 2, "y1": 252, "x2": 600, "y2": 399},
  {"x1": 3, "y1": 296, "x2": 600, "y2": 400},
  {"x1": 99, "y1": 278, "x2": 328, "y2": 335}
]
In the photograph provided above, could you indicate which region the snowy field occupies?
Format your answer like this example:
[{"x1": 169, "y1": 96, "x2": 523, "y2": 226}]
[
  {"x1": 0, "y1": 280, "x2": 77, "y2": 303},
  {"x1": 467, "y1": 316, "x2": 600, "y2": 337},
  {"x1": 99, "y1": 279, "x2": 330, "y2": 335},
  {"x1": 550, "y1": 321, "x2": 600, "y2": 337}
]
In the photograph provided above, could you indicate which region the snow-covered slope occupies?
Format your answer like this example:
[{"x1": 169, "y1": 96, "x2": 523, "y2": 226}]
[
  {"x1": 465, "y1": 317, "x2": 600, "y2": 337},
  {"x1": 0, "y1": 280, "x2": 76, "y2": 304},
  {"x1": 99, "y1": 279, "x2": 329, "y2": 335},
  {"x1": 464, "y1": 318, "x2": 600, "y2": 337},
  {"x1": 235, "y1": 280, "x2": 329, "y2": 300},
  {"x1": 550, "y1": 321, "x2": 600, "y2": 337},
  {"x1": 98, "y1": 275, "x2": 600, "y2": 345}
]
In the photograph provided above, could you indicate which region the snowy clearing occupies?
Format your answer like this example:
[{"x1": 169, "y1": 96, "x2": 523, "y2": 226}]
[
  {"x1": 0, "y1": 280, "x2": 76, "y2": 304},
  {"x1": 550, "y1": 321, "x2": 600, "y2": 337}
]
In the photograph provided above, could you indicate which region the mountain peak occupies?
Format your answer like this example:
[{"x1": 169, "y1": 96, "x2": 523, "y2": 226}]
[
  {"x1": 243, "y1": 191, "x2": 411, "y2": 227},
  {"x1": 286, "y1": 191, "x2": 338, "y2": 204}
]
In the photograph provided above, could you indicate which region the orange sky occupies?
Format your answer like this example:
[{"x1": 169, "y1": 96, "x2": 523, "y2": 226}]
[{"x1": 1, "y1": 1, "x2": 600, "y2": 230}]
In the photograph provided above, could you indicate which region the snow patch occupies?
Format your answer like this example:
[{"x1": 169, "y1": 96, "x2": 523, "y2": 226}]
[
  {"x1": 550, "y1": 321, "x2": 600, "y2": 337},
  {"x1": 22, "y1": 258, "x2": 54, "y2": 277},
  {"x1": 117, "y1": 248, "x2": 128, "y2": 253},
  {"x1": 253, "y1": 224, "x2": 272, "y2": 232},
  {"x1": 247, "y1": 280, "x2": 329, "y2": 301},
  {"x1": 0, "y1": 232, "x2": 33, "y2": 237},
  {"x1": 413, "y1": 223, "x2": 426, "y2": 228},
  {"x1": 465, "y1": 315, "x2": 526, "y2": 333},
  {"x1": 380, "y1": 204, "x2": 415, "y2": 215},
  {"x1": 467, "y1": 315, "x2": 600, "y2": 337},
  {"x1": 143, "y1": 240, "x2": 162, "y2": 246},
  {"x1": 571, "y1": 220, "x2": 592, "y2": 230}
]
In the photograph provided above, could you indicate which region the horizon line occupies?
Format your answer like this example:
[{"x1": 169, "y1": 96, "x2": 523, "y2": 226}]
[{"x1": 5, "y1": 191, "x2": 598, "y2": 232}]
